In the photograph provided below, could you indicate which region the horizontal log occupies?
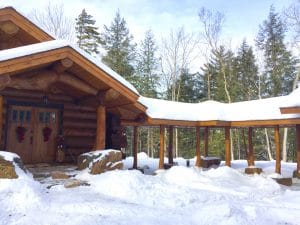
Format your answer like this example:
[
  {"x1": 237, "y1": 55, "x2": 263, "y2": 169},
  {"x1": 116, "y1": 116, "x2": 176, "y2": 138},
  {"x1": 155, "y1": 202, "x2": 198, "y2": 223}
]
[
  {"x1": 63, "y1": 111, "x2": 96, "y2": 120},
  {"x1": 63, "y1": 120, "x2": 97, "y2": 129},
  {"x1": 64, "y1": 128, "x2": 95, "y2": 137},
  {"x1": 64, "y1": 103, "x2": 96, "y2": 112},
  {"x1": 66, "y1": 148, "x2": 91, "y2": 155},
  {"x1": 58, "y1": 72, "x2": 98, "y2": 95}
]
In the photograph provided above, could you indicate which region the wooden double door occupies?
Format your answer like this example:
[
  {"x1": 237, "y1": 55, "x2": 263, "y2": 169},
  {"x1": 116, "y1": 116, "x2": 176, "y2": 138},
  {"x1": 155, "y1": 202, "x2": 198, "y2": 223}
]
[{"x1": 6, "y1": 105, "x2": 59, "y2": 164}]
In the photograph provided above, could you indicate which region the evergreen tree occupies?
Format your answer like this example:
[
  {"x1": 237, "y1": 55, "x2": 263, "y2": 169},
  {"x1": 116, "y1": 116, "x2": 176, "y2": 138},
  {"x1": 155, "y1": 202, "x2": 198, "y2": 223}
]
[
  {"x1": 101, "y1": 10, "x2": 136, "y2": 83},
  {"x1": 201, "y1": 46, "x2": 235, "y2": 102},
  {"x1": 75, "y1": 9, "x2": 101, "y2": 55},
  {"x1": 233, "y1": 40, "x2": 259, "y2": 101},
  {"x1": 256, "y1": 6, "x2": 297, "y2": 97},
  {"x1": 136, "y1": 30, "x2": 159, "y2": 98}
]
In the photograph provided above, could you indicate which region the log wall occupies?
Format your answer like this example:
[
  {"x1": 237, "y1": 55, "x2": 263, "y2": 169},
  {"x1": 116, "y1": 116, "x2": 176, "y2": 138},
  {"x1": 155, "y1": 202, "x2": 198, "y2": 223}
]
[{"x1": 0, "y1": 88, "x2": 98, "y2": 162}]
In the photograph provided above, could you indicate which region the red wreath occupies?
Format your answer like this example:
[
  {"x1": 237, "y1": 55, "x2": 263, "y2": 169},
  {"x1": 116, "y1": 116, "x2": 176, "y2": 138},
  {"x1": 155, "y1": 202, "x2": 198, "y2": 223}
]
[
  {"x1": 16, "y1": 126, "x2": 27, "y2": 143},
  {"x1": 42, "y1": 127, "x2": 52, "y2": 142}
]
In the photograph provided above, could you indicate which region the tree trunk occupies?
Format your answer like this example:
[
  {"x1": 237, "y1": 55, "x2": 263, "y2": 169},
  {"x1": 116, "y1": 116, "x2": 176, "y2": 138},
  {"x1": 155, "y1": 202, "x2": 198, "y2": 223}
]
[
  {"x1": 264, "y1": 128, "x2": 273, "y2": 160},
  {"x1": 282, "y1": 128, "x2": 288, "y2": 162}
]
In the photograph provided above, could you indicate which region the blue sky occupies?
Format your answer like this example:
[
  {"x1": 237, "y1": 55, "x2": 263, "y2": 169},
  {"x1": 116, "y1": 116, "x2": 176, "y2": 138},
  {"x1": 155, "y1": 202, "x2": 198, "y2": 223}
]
[
  {"x1": 0, "y1": 0, "x2": 297, "y2": 70},
  {"x1": 1, "y1": 0, "x2": 296, "y2": 46}
]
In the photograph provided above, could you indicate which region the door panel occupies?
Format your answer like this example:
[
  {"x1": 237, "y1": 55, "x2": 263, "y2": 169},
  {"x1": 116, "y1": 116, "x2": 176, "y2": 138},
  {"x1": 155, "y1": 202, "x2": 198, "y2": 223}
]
[
  {"x1": 7, "y1": 106, "x2": 33, "y2": 164},
  {"x1": 6, "y1": 105, "x2": 59, "y2": 164}
]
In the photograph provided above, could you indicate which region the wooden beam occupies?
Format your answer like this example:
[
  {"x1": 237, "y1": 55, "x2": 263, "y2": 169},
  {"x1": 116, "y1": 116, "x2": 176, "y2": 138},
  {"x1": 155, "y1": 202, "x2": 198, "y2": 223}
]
[
  {"x1": 296, "y1": 125, "x2": 300, "y2": 173},
  {"x1": 52, "y1": 58, "x2": 73, "y2": 74},
  {"x1": 0, "y1": 74, "x2": 11, "y2": 90},
  {"x1": 280, "y1": 107, "x2": 300, "y2": 114},
  {"x1": 95, "y1": 105, "x2": 106, "y2": 150},
  {"x1": 225, "y1": 127, "x2": 231, "y2": 167},
  {"x1": 133, "y1": 126, "x2": 138, "y2": 169},
  {"x1": 0, "y1": 21, "x2": 19, "y2": 35},
  {"x1": 204, "y1": 127, "x2": 209, "y2": 157},
  {"x1": 159, "y1": 125, "x2": 165, "y2": 169},
  {"x1": 275, "y1": 126, "x2": 281, "y2": 174},
  {"x1": 0, "y1": 95, "x2": 3, "y2": 148},
  {"x1": 248, "y1": 127, "x2": 254, "y2": 166},
  {"x1": 58, "y1": 73, "x2": 98, "y2": 95},
  {"x1": 168, "y1": 126, "x2": 174, "y2": 164},
  {"x1": 195, "y1": 126, "x2": 202, "y2": 167}
]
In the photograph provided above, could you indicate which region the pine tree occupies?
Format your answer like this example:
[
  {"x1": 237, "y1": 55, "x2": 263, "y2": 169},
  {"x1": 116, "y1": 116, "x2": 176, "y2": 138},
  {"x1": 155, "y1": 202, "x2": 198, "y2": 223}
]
[
  {"x1": 201, "y1": 46, "x2": 235, "y2": 103},
  {"x1": 75, "y1": 9, "x2": 101, "y2": 55},
  {"x1": 136, "y1": 30, "x2": 159, "y2": 98},
  {"x1": 101, "y1": 10, "x2": 136, "y2": 83},
  {"x1": 233, "y1": 40, "x2": 259, "y2": 101},
  {"x1": 256, "y1": 6, "x2": 297, "y2": 97}
]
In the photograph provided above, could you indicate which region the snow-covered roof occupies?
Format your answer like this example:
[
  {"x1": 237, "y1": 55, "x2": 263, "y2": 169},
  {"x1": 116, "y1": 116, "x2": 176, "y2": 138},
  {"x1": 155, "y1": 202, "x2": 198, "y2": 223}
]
[
  {"x1": 0, "y1": 40, "x2": 139, "y2": 95},
  {"x1": 138, "y1": 88, "x2": 300, "y2": 122}
]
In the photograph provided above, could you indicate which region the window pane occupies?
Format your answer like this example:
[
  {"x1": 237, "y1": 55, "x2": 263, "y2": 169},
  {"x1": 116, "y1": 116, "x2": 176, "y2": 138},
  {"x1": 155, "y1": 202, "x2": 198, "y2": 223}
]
[
  {"x1": 12, "y1": 110, "x2": 18, "y2": 122},
  {"x1": 26, "y1": 111, "x2": 31, "y2": 122},
  {"x1": 50, "y1": 112, "x2": 56, "y2": 123},
  {"x1": 39, "y1": 112, "x2": 44, "y2": 123},
  {"x1": 19, "y1": 111, "x2": 25, "y2": 122},
  {"x1": 45, "y1": 112, "x2": 50, "y2": 123}
]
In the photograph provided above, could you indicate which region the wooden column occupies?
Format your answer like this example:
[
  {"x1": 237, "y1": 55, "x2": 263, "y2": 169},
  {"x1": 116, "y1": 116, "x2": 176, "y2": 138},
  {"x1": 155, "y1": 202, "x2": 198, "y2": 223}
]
[
  {"x1": 96, "y1": 105, "x2": 106, "y2": 150},
  {"x1": 275, "y1": 126, "x2": 281, "y2": 174},
  {"x1": 248, "y1": 127, "x2": 254, "y2": 166},
  {"x1": 159, "y1": 125, "x2": 165, "y2": 169},
  {"x1": 225, "y1": 127, "x2": 231, "y2": 167},
  {"x1": 0, "y1": 95, "x2": 3, "y2": 148},
  {"x1": 296, "y1": 125, "x2": 300, "y2": 173},
  {"x1": 168, "y1": 126, "x2": 174, "y2": 164},
  {"x1": 133, "y1": 126, "x2": 138, "y2": 169},
  {"x1": 195, "y1": 126, "x2": 202, "y2": 167},
  {"x1": 204, "y1": 126, "x2": 209, "y2": 157}
]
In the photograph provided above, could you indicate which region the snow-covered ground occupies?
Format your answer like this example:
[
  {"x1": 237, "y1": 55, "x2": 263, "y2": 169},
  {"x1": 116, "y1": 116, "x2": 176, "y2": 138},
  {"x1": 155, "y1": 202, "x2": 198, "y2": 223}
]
[{"x1": 1, "y1": 153, "x2": 300, "y2": 225}]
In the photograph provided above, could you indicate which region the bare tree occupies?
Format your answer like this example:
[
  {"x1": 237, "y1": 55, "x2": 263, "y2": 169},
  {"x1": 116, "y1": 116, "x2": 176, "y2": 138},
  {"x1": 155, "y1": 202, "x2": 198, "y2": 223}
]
[
  {"x1": 160, "y1": 27, "x2": 199, "y2": 157},
  {"x1": 198, "y1": 7, "x2": 225, "y2": 100},
  {"x1": 160, "y1": 27, "x2": 199, "y2": 101},
  {"x1": 29, "y1": 2, "x2": 75, "y2": 41}
]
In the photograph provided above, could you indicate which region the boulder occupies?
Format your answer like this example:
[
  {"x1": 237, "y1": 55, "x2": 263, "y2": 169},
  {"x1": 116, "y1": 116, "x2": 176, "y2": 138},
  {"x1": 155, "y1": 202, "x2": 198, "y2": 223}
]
[
  {"x1": 273, "y1": 177, "x2": 293, "y2": 186},
  {"x1": 64, "y1": 179, "x2": 89, "y2": 188},
  {"x1": 245, "y1": 167, "x2": 263, "y2": 175},
  {"x1": 78, "y1": 149, "x2": 123, "y2": 175},
  {"x1": 0, "y1": 151, "x2": 26, "y2": 179}
]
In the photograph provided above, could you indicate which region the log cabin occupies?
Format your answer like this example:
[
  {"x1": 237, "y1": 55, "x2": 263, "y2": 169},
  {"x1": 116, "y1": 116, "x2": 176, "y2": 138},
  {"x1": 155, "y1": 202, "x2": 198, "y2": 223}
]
[{"x1": 1, "y1": 7, "x2": 300, "y2": 177}]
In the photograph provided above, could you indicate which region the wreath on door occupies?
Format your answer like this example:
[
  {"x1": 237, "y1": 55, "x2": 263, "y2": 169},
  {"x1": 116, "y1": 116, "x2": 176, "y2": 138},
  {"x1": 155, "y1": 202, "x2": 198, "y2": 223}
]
[
  {"x1": 16, "y1": 126, "x2": 27, "y2": 143},
  {"x1": 42, "y1": 126, "x2": 52, "y2": 142}
]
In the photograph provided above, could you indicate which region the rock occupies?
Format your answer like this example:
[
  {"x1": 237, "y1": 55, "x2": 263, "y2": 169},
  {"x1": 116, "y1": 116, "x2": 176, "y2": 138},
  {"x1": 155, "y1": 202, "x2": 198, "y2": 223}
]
[
  {"x1": 64, "y1": 179, "x2": 89, "y2": 188},
  {"x1": 273, "y1": 177, "x2": 293, "y2": 186},
  {"x1": 293, "y1": 170, "x2": 300, "y2": 179},
  {"x1": 78, "y1": 149, "x2": 123, "y2": 175},
  {"x1": 201, "y1": 157, "x2": 221, "y2": 168},
  {"x1": 51, "y1": 171, "x2": 69, "y2": 179},
  {"x1": 245, "y1": 167, "x2": 263, "y2": 175},
  {"x1": 0, "y1": 152, "x2": 26, "y2": 179}
]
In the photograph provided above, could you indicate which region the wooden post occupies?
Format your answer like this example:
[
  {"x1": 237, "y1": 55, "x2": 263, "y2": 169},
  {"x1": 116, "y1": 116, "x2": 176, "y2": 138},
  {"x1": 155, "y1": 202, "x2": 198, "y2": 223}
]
[
  {"x1": 159, "y1": 125, "x2": 165, "y2": 169},
  {"x1": 225, "y1": 127, "x2": 231, "y2": 167},
  {"x1": 96, "y1": 105, "x2": 106, "y2": 150},
  {"x1": 296, "y1": 125, "x2": 300, "y2": 173},
  {"x1": 133, "y1": 126, "x2": 138, "y2": 169},
  {"x1": 0, "y1": 95, "x2": 3, "y2": 148},
  {"x1": 168, "y1": 126, "x2": 174, "y2": 164},
  {"x1": 195, "y1": 126, "x2": 202, "y2": 167},
  {"x1": 275, "y1": 126, "x2": 281, "y2": 174},
  {"x1": 204, "y1": 126, "x2": 209, "y2": 157},
  {"x1": 248, "y1": 127, "x2": 255, "y2": 166}
]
